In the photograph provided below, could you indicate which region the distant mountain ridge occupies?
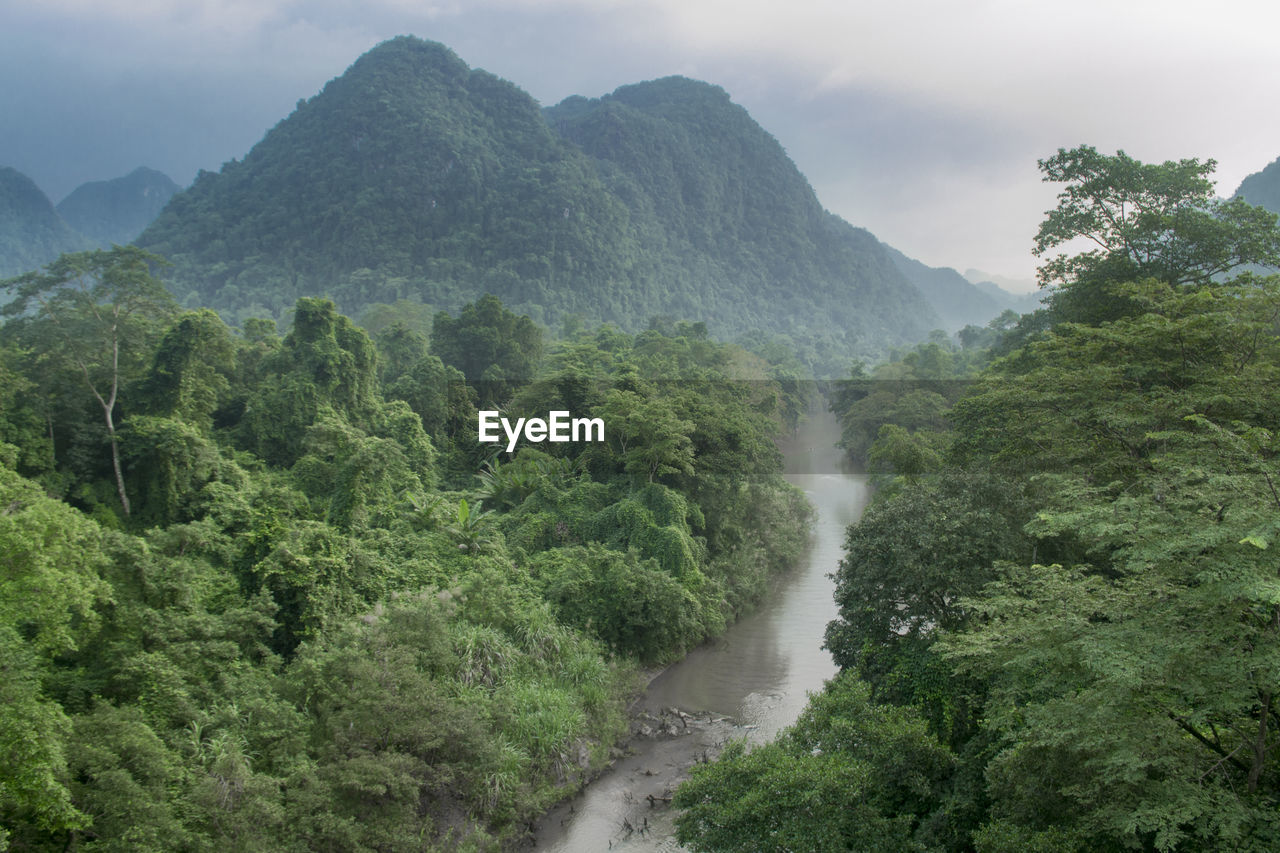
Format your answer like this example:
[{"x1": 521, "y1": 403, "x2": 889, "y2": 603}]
[
  {"x1": 962, "y1": 269, "x2": 1043, "y2": 315},
  {"x1": 142, "y1": 38, "x2": 664, "y2": 325},
  {"x1": 1219, "y1": 158, "x2": 1280, "y2": 280},
  {"x1": 1234, "y1": 156, "x2": 1280, "y2": 214},
  {"x1": 137, "y1": 36, "x2": 965, "y2": 369},
  {"x1": 57, "y1": 167, "x2": 179, "y2": 247},
  {"x1": 1, "y1": 165, "x2": 180, "y2": 280},
  {"x1": 0, "y1": 166, "x2": 91, "y2": 278},
  {"x1": 880, "y1": 245, "x2": 1006, "y2": 331}
]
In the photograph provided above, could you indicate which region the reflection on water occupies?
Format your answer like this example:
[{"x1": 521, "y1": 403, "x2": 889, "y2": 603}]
[{"x1": 533, "y1": 403, "x2": 868, "y2": 851}]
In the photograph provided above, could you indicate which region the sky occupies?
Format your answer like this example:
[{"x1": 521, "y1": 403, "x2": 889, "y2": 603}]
[{"x1": 3, "y1": 0, "x2": 1278, "y2": 290}]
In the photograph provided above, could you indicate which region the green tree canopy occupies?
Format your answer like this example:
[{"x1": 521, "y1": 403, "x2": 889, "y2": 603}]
[
  {"x1": 1034, "y1": 145, "x2": 1280, "y2": 324},
  {"x1": 430, "y1": 293, "x2": 544, "y2": 398},
  {"x1": 1, "y1": 246, "x2": 176, "y2": 515}
]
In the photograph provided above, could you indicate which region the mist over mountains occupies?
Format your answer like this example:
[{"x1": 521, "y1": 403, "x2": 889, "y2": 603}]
[
  {"x1": 57, "y1": 167, "x2": 179, "y2": 247},
  {"x1": 0, "y1": 167, "x2": 88, "y2": 277},
  {"x1": 879, "y1": 245, "x2": 1045, "y2": 330},
  {"x1": 0, "y1": 165, "x2": 180, "y2": 277},
  {"x1": 127, "y1": 36, "x2": 982, "y2": 370},
  {"x1": 9, "y1": 36, "x2": 1059, "y2": 369}
]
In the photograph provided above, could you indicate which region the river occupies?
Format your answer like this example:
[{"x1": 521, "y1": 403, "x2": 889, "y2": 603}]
[{"x1": 531, "y1": 402, "x2": 869, "y2": 851}]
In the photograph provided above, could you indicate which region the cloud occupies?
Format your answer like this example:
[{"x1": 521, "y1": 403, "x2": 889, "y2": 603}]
[{"x1": 4, "y1": 0, "x2": 1277, "y2": 279}]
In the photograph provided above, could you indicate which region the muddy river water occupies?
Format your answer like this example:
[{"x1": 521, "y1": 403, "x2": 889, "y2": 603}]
[{"x1": 532, "y1": 403, "x2": 869, "y2": 851}]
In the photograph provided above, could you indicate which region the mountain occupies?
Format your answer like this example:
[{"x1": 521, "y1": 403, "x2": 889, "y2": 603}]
[
  {"x1": 139, "y1": 36, "x2": 939, "y2": 368},
  {"x1": 1234, "y1": 156, "x2": 1280, "y2": 214},
  {"x1": 543, "y1": 77, "x2": 939, "y2": 362},
  {"x1": 1225, "y1": 159, "x2": 1280, "y2": 279},
  {"x1": 140, "y1": 38, "x2": 661, "y2": 322},
  {"x1": 879, "y1": 244, "x2": 1006, "y2": 330},
  {"x1": 962, "y1": 269, "x2": 1043, "y2": 314},
  {"x1": 969, "y1": 280, "x2": 1042, "y2": 315},
  {"x1": 57, "y1": 167, "x2": 179, "y2": 247},
  {"x1": 0, "y1": 166, "x2": 90, "y2": 278}
]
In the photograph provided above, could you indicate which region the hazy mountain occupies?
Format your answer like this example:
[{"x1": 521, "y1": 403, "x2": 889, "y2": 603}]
[
  {"x1": 0, "y1": 166, "x2": 90, "y2": 278},
  {"x1": 141, "y1": 38, "x2": 664, "y2": 322},
  {"x1": 1223, "y1": 160, "x2": 1280, "y2": 280},
  {"x1": 879, "y1": 245, "x2": 1005, "y2": 330},
  {"x1": 57, "y1": 166, "x2": 179, "y2": 247},
  {"x1": 961, "y1": 269, "x2": 1042, "y2": 314},
  {"x1": 139, "y1": 36, "x2": 938, "y2": 368},
  {"x1": 1234, "y1": 156, "x2": 1280, "y2": 214},
  {"x1": 963, "y1": 268, "x2": 1033, "y2": 293}
]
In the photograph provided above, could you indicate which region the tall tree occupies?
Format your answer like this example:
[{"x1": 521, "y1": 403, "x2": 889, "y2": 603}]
[
  {"x1": 2, "y1": 247, "x2": 176, "y2": 515},
  {"x1": 1035, "y1": 145, "x2": 1280, "y2": 325}
]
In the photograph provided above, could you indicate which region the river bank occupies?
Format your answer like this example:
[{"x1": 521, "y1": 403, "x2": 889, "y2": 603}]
[{"x1": 528, "y1": 403, "x2": 868, "y2": 851}]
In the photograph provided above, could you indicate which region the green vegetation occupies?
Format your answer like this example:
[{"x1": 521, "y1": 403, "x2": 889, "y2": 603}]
[
  {"x1": 1236, "y1": 153, "x2": 1280, "y2": 217},
  {"x1": 0, "y1": 251, "x2": 810, "y2": 850},
  {"x1": 674, "y1": 146, "x2": 1280, "y2": 852},
  {"x1": 137, "y1": 36, "x2": 943, "y2": 373},
  {"x1": 676, "y1": 675, "x2": 954, "y2": 852}
]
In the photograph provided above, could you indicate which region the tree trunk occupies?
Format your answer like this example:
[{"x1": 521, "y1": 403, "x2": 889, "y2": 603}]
[
  {"x1": 103, "y1": 405, "x2": 130, "y2": 517},
  {"x1": 1249, "y1": 690, "x2": 1270, "y2": 792}
]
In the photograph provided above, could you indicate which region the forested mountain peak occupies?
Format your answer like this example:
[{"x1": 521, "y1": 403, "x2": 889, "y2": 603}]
[
  {"x1": 543, "y1": 74, "x2": 941, "y2": 365},
  {"x1": 613, "y1": 74, "x2": 733, "y2": 104},
  {"x1": 545, "y1": 74, "x2": 823, "y2": 245},
  {"x1": 298, "y1": 34, "x2": 546, "y2": 133},
  {"x1": 349, "y1": 33, "x2": 468, "y2": 77},
  {"x1": 138, "y1": 35, "x2": 940, "y2": 371},
  {"x1": 56, "y1": 166, "x2": 179, "y2": 247},
  {"x1": 138, "y1": 35, "x2": 637, "y2": 326},
  {"x1": 0, "y1": 166, "x2": 89, "y2": 277},
  {"x1": 1, "y1": 166, "x2": 55, "y2": 213},
  {"x1": 546, "y1": 75, "x2": 733, "y2": 121}
]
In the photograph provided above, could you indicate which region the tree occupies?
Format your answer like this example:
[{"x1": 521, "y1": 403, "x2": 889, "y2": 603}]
[
  {"x1": 674, "y1": 675, "x2": 953, "y2": 853},
  {"x1": 1034, "y1": 145, "x2": 1280, "y2": 324},
  {"x1": 430, "y1": 294, "x2": 543, "y2": 399},
  {"x1": 529, "y1": 544, "x2": 701, "y2": 661},
  {"x1": 813, "y1": 149, "x2": 1280, "y2": 849},
  {"x1": 240, "y1": 298, "x2": 380, "y2": 466},
  {"x1": 2, "y1": 247, "x2": 176, "y2": 515},
  {"x1": 0, "y1": 463, "x2": 111, "y2": 843},
  {"x1": 937, "y1": 277, "x2": 1280, "y2": 848},
  {"x1": 600, "y1": 388, "x2": 695, "y2": 483},
  {"x1": 373, "y1": 322, "x2": 429, "y2": 387},
  {"x1": 138, "y1": 309, "x2": 236, "y2": 431}
]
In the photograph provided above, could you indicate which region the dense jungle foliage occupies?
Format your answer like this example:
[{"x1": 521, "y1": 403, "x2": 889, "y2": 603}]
[
  {"x1": 136, "y1": 36, "x2": 940, "y2": 374},
  {"x1": 0, "y1": 253, "x2": 811, "y2": 851},
  {"x1": 674, "y1": 147, "x2": 1280, "y2": 852}
]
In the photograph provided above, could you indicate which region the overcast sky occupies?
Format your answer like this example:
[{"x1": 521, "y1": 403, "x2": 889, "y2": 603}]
[{"x1": 3, "y1": 0, "x2": 1277, "y2": 289}]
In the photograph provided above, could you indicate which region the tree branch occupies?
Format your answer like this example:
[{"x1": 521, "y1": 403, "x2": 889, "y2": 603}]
[{"x1": 1170, "y1": 713, "x2": 1250, "y2": 774}]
